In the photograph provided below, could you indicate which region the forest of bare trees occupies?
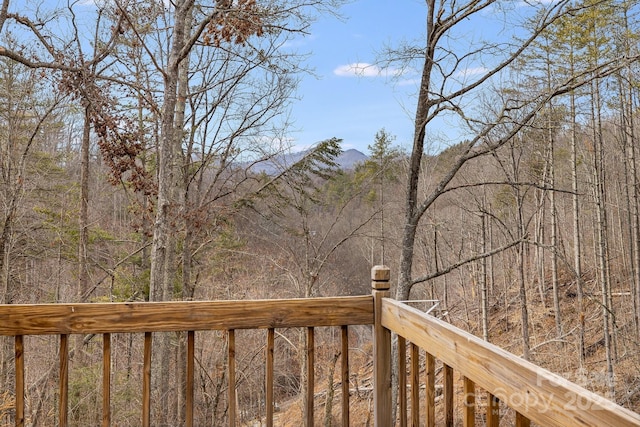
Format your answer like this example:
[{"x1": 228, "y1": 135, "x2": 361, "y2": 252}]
[{"x1": 2, "y1": 0, "x2": 640, "y2": 425}]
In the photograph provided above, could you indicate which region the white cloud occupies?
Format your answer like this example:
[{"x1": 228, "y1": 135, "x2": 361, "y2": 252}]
[
  {"x1": 334, "y1": 63, "x2": 379, "y2": 77},
  {"x1": 333, "y1": 63, "x2": 405, "y2": 78}
]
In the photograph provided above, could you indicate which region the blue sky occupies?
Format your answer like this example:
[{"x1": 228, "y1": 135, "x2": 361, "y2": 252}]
[
  {"x1": 287, "y1": 1, "x2": 545, "y2": 156},
  {"x1": 288, "y1": 1, "x2": 428, "y2": 155}
]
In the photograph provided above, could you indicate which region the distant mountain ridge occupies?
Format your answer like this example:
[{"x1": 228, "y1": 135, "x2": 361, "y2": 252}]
[{"x1": 249, "y1": 148, "x2": 368, "y2": 175}]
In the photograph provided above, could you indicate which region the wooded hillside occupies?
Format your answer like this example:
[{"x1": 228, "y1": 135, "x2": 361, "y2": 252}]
[{"x1": 2, "y1": 0, "x2": 640, "y2": 425}]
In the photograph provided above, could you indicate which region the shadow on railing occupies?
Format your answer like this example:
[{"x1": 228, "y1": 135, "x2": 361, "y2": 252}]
[{"x1": 1, "y1": 266, "x2": 640, "y2": 426}]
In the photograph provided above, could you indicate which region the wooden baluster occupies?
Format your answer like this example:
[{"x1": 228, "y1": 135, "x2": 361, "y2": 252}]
[
  {"x1": 142, "y1": 332, "x2": 152, "y2": 427},
  {"x1": 487, "y1": 393, "x2": 499, "y2": 427},
  {"x1": 341, "y1": 325, "x2": 349, "y2": 427},
  {"x1": 515, "y1": 412, "x2": 530, "y2": 427},
  {"x1": 228, "y1": 330, "x2": 236, "y2": 427},
  {"x1": 425, "y1": 351, "x2": 435, "y2": 427},
  {"x1": 410, "y1": 343, "x2": 419, "y2": 427},
  {"x1": 306, "y1": 327, "x2": 314, "y2": 426},
  {"x1": 398, "y1": 335, "x2": 407, "y2": 427},
  {"x1": 443, "y1": 363, "x2": 453, "y2": 427},
  {"x1": 186, "y1": 331, "x2": 195, "y2": 427},
  {"x1": 463, "y1": 376, "x2": 475, "y2": 427},
  {"x1": 59, "y1": 334, "x2": 68, "y2": 427},
  {"x1": 372, "y1": 265, "x2": 391, "y2": 427},
  {"x1": 15, "y1": 335, "x2": 24, "y2": 427},
  {"x1": 266, "y1": 328, "x2": 274, "y2": 427},
  {"x1": 102, "y1": 333, "x2": 111, "y2": 427}
]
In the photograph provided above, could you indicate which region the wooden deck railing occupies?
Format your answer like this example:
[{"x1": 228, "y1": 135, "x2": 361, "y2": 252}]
[
  {"x1": 371, "y1": 265, "x2": 640, "y2": 427},
  {"x1": 2, "y1": 265, "x2": 640, "y2": 426},
  {"x1": 1, "y1": 297, "x2": 373, "y2": 426}
]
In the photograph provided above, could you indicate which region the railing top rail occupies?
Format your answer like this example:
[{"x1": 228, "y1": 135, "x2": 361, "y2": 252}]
[
  {"x1": 381, "y1": 297, "x2": 640, "y2": 427},
  {"x1": 0, "y1": 295, "x2": 374, "y2": 336}
]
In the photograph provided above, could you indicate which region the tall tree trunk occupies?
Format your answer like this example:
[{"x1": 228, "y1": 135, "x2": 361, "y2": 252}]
[
  {"x1": 569, "y1": 65, "x2": 585, "y2": 366},
  {"x1": 74, "y1": 109, "x2": 92, "y2": 366},
  {"x1": 591, "y1": 77, "x2": 615, "y2": 397},
  {"x1": 481, "y1": 211, "x2": 489, "y2": 341},
  {"x1": 397, "y1": 0, "x2": 437, "y2": 303},
  {"x1": 79, "y1": 109, "x2": 90, "y2": 304},
  {"x1": 174, "y1": 5, "x2": 193, "y2": 421},
  {"x1": 534, "y1": 191, "x2": 546, "y2": 310},
  {"x1": 517, "y1": 191, "x2": 530, "y2": 360},
  {"x1": 548, "y1": 113, "x2": 563, "y2": 341},
  {"x1": 149, "y1": 1, "x2": 193, "y2": 423}
]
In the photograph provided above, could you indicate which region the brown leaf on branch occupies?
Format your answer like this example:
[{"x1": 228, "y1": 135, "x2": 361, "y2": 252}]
[
  {"x1": 59, "y1": 68, "x2": 156, "y2": 196},
  {"x1": 204, "y1": 0, "x2": 264, "y2": 47}
]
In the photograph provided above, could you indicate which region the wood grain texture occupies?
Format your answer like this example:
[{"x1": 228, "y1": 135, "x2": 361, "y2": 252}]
[
  {"x1": 516, "y1": 411, "x2": 531, "y2": 427},
  {"x1": 341, "y1": 325, "x2": 349, "y2": 427},
  {"x1": 398, "y1": 335, "x2": 407, "y2": 427},
  {"x1": 425, "y1": 351, "x2": 435, "y2": 427},
  {"x1": 487, "y1": 393, "x2": 499, "y2": 427},
  {"x1": 381, "y1": 298, "x2": 640, "y2": 427},
  {"x1": 443, "y1": 363, "x2": 453, "y2": 427},
  {"x1": 463, "y1": 376, "x2": 475, "y2": 427},
  {"x1": 0, "y1": 296, "x2": 373, "y2": 335},
  {"x1": 59, "y1": 334, "x2": 68, "y2": 427},
  {"x1": 410, "y1": 343, "x2": 420, "y2": 427},
  {"x1": 102, "y1": 333, "x2": 111, "y2": 427},
  {"x1": 142, "y1": 332, "x2": 151, "y2": 427},
  {"x1": 372, "y1": 283, "x2": 391, "y2": 427}
]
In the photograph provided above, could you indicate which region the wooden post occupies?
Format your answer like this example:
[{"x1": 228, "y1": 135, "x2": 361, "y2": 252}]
[
  {"x1": 266, "y1": 328, "x2": 275, "y2": 427},
  {"x1": 186, "y1": 331, "x2": 195, "y2": 427},
  {"x1": 410, "y1": 343, "x2": 420, "y2": 426},
  {"x1": 341, "y1": 325, "x2": 350, "y2": 427},
  {"x1": 372, "y1": 265, "x2": 391, "y2": 427},
  {"x1": 142, "y1": 332, "x2": 152, "y2": 427},
  {"x1": 425, "y1": 352, "x2": 435, "y2": 427},
  {"x1": 306, "y1": 327, "x2": 314, "y2": 427},
  {"x1": 516, "y1": 412, "x2": 531, "y2": 427},
  {"x1": 228, "y1": 330, "x2": 236, "y2": 427},
  {"x1": 59, "y1": 334, "x2": 68, "y2": 427},
  {"x1": 444, "y1": 364, "x2": 454, "y2": 427},
  {"x1": 102, "y1": 333, "x2": 111, "y2": 427},
  {"x1": 15, "y1": 335, "x2": 24, "y2": 427},
  {"x1": 487, "y1": 393, "x2": 499, "y2": 427},
  {"x1": 463, "y1": 376, "x2": 475, "y2": 427},
  {"x1": 398, "y1": 335, "x2": 407, "y2": 427}
]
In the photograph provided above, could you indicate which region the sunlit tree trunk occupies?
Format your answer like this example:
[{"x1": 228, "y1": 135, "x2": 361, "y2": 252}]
[
  {"x1": 78, "y1": 109, "x2": 90, "y2": 304},
  {"x1": 570, "y1": 88, "x2": 585, "y2": 366},
  {"x1": 149, "y1": 1, "x2": 192, "y2": 423},
  {"x1": 548, "y1": 113, "x2": 563, "y2": 341},
  {"x1": 590, "y1": 75, "x2": 615, "y2": 396}
]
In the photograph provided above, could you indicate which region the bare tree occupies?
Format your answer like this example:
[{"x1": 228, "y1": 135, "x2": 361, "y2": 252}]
[
  {"x1": 386, "y1": 0, "x2": 635, "y2": 299},
  {"x1": 0, "y1": 54, "x2": 61, "y2": 424},
  {"x1": 376, "y1": 0, "x2": 640, "y2": 419}
]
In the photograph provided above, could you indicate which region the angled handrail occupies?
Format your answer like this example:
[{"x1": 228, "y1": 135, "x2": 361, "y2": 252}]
[{"x1": 373, "y1": 274, "x2": 640, "y2": 426}]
